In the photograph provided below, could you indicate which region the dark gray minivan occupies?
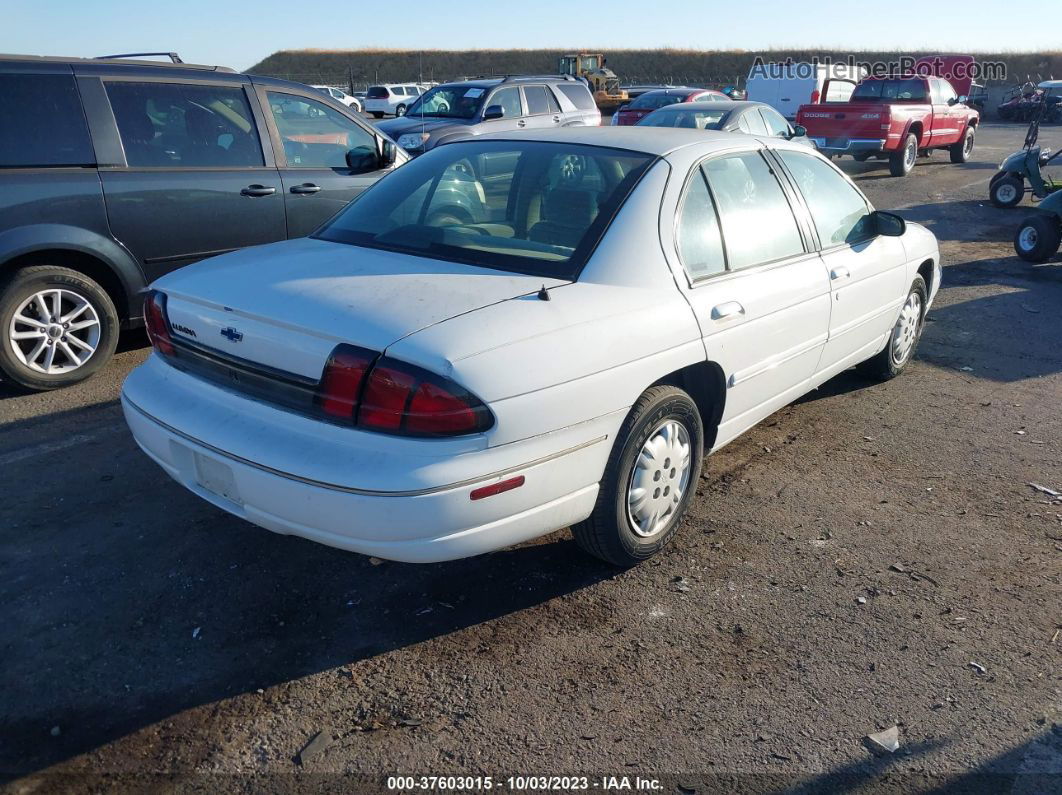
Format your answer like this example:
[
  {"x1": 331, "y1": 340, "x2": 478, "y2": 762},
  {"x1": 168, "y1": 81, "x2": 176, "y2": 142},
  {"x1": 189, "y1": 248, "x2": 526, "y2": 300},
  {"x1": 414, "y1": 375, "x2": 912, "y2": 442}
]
[{"x1": 0, "y1": 53, "x2": 405, "y2": 390}]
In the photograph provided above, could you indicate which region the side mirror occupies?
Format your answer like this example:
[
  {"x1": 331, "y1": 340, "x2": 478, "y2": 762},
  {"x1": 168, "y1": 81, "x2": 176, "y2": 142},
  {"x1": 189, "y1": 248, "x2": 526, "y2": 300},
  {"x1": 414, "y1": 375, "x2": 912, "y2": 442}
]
[
  {"x1": 483, "y1": 105, "x2": 504, "y2": 121},
  {"x1": 345, "y1": 146, "x2": 378, "y2": 174},
  {"x1": 948, "y1": 95, "x2": 968, "y2": 106},
  {"x1": 790, "y1": 124, "x2": 807, "y2": 138},
  {"x1": 378, "y1": 139, "x2": 397, "y2": 168},
  {"x1": 872, "y1": 210, "x2": 906, "y2": 237}
]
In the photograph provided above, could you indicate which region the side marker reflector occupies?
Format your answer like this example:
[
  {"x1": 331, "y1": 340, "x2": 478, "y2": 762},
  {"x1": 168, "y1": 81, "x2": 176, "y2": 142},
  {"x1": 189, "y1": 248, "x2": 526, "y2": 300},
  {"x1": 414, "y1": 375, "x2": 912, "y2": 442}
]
[{"x1": 469, "y1": 476, "x2": 525, "y2": 501}]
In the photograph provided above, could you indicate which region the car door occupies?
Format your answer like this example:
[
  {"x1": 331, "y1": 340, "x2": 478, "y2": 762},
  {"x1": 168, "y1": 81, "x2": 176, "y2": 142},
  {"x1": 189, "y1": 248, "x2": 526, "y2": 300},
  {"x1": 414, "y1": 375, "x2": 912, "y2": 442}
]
[
  {"x1": 772, "y1": 148, "x2": 906, "y2": 376},
  {"x1": 260, "y1": 88, "x2": 395, "y2": 238},
  {"x1": 97, "y1": 78, "x2": 285, "y2": 280},
  {"x1": 670, "y1": 149, "x2": 831, "y2": 447},
  {"x1": 934, "y1": 79, "x2": 963, "y2": 145},
  {"x1": 482, "y1": 85, "x2": 526, "y2": 133}
]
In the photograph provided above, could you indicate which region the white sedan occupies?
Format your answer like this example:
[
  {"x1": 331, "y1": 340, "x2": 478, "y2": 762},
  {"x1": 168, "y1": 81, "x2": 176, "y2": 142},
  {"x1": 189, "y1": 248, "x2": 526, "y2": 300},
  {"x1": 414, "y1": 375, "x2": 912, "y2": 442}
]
[{"x1": 122, "y1": 128, "x2": 940, "y2": 566}]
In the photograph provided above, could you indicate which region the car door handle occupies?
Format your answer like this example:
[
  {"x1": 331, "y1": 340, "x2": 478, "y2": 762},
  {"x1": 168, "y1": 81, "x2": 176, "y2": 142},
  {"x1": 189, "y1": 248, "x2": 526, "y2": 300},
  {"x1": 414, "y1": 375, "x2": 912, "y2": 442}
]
[
  {"x1": 289, "y1": 183, "x2": 321, "y2": 194},
  {"x1": 830, "y1": 266, "x2": 852, "y2": 280},
  {"x1": 517, "y1": 119, "x2": 526, "y2": 128},
  {"x1": 240, "y1": 185, "x2": 276, "y2": 197},
  {"x1": 711, "y1": 301, "x2": 746, "y2": 320},
  {"x1": 553, "y1": 115, "x2": 561, "y2": 123}
]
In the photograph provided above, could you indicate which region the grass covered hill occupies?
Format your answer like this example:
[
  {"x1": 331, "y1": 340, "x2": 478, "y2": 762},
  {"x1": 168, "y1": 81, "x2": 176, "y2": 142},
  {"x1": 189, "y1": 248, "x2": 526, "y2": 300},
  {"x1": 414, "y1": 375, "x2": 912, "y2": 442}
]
[{"x1": 248, "y1": 48, "x2": 1062, "y2": 90}]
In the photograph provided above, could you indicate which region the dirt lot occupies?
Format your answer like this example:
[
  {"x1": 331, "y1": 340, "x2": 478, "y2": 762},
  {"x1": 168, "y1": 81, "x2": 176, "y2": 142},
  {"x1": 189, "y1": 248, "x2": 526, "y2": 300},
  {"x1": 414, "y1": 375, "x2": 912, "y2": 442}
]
[{"x1": 1, "y1": 123, "x2": 1060, "y2": 793}]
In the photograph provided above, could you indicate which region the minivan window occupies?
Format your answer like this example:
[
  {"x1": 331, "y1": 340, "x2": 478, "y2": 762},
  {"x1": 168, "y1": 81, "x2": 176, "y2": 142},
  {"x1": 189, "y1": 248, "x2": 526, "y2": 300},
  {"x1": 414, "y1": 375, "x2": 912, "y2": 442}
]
[
  {"x1": 776, "y1": 150, "x2": 873, "y2": 246},
  {"x1": 316, "y1": 140, "x2": 654, "y2": 280},
  {"x1": 702, "y1": 152, "x2": 803, "y2": 269},
  {"x1": 0, "y1": 74, "x2": 94, "y2": 168},
  {"x1": 267, "y1": 91, "x2": 377, "y2": 169},
  {"x1": 105, "y1": 82, "x2": 263, "y2": 168},
  {"x1": 556, "y1": 83, "x2": 597, "y2": 111}
]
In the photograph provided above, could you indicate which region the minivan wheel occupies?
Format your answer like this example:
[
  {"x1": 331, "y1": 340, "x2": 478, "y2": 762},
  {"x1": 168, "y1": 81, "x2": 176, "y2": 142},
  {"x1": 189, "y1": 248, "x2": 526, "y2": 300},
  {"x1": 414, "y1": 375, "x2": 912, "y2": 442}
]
[
  {"x1": 572, "y1": 385, "x2": 704, "y2": 567},
  {"x1": 1013, "y1": 214, "x2": 1062, "y2": 262},
  {"x1": 857, "y1": 275, "x2": 927, "y2": 381},
  {"x1": 395, "y1": 104, "x2": 407, "y2": 117},
  {"x1": 0, "y1": 265, "x2": 119, "y2": 391},
  {"x1": 889, "y1": 133, "x2": 918, "y2": 177}
]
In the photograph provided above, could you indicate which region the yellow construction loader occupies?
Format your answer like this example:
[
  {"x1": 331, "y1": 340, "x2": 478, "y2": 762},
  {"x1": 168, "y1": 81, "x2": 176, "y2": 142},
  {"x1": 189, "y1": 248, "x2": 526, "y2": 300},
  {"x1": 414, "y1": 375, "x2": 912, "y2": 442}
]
[{"x1": 558, "y1": 52, "x2": 628, "y2": 111}]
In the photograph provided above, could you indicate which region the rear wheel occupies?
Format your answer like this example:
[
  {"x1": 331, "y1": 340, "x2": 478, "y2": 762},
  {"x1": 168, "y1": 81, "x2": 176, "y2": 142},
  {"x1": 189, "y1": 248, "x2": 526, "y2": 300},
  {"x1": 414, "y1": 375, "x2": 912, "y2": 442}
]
[
  {"x1": 950, "y1": 127, "x2": 975, "y2": 163},
  {"x1": 0, "y1": 265, "x2": 119, "y2": 391},
  {"x1": 1013, "y1": 214, "x2": 1062, "y2": 262},
  {"x1": 990, "y1": 175, "x2": 1024, "y2": 208},
  {"x1": 889, "y1": 133, "x2": 918, "y2": 177},
  {"x1": 572, "y1": 385, "x2": 704, "y2": 567},
  {"x1": 395, "y1": 104, "x2": 407, "y2": 117},
  {"x1": 857, "y1": 276, "x2": 927, "y2": 381}
]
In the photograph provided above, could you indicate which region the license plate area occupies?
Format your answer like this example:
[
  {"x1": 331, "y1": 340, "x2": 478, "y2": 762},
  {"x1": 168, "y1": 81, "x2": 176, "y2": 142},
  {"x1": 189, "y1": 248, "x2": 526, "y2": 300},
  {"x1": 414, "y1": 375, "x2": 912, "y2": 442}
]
[{"x1": 193, "y1": 452, "x2": 242, "y2": 506}]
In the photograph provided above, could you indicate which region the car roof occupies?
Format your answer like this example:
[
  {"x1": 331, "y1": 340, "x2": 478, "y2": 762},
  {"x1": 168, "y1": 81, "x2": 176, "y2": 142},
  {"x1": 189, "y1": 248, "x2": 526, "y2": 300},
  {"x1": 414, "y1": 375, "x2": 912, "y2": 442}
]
[
  {"x1": 473, "y1": 126, "x2": 784, "y2": 156},
  {"x1": 0, "y1": 52, "x2": 234, "y2": 73}
]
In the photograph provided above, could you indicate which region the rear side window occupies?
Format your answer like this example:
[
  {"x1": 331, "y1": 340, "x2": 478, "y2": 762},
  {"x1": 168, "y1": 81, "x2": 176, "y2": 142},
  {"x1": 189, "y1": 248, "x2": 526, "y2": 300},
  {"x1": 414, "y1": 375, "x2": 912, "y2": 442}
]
[
  {"x1": 702, "y1": 152, "x2": 803, "y2": 269},
  {"x1": 676, "y1": 170, "x2": 726, "y2": 279},
  {"x1": 0, "y1": 74, "x2": 94, "y2": 168},
  {"x1": 524, "y1": 85, "x2": 551, "y2": 115},
  {"x1": 106, "y1": 82, "x2": 263, "y2": 168},
  {"x1": 556, "y1": 83, "x2": 596, "y2": 111},
  {"x1": 544, "y1": 87, "x2": 561, "y2": 113}
]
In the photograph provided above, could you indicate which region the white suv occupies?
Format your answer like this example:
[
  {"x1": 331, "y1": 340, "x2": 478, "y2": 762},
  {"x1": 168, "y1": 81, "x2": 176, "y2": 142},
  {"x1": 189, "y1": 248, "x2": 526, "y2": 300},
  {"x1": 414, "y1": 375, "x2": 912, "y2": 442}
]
[{"x1": 364, "y1": 84, "x2": 426, "y2": 118}]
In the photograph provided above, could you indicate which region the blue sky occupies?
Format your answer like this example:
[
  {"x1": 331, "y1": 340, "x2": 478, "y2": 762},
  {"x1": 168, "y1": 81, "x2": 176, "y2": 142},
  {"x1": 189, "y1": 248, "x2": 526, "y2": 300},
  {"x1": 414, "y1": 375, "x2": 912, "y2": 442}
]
[{"x1": 5, "y1": 0, "x2": 1055, "y2": 71}]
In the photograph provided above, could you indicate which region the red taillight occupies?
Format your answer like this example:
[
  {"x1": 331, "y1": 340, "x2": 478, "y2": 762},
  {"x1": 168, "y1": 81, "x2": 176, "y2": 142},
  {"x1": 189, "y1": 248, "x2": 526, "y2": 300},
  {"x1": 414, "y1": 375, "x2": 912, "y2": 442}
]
[
  {"x1": 810, "y1": 89, "x2": 821, "y2": 104},
  {"x1": 354, "y1": 356, "x2": 492, "y2": 437},
  {"x1": 143, "y1": 290, "x2": 174, "y2": 356},
  {"x1": 316, "y1": 345, "x2": 375, "y2": 420}
]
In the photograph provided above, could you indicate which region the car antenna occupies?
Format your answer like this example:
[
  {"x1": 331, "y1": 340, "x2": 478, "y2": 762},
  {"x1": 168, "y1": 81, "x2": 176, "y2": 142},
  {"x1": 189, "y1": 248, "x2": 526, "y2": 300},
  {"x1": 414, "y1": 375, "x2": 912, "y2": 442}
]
[{"x1": 537, "y1": 285, "x2": 551, "y2": 301}]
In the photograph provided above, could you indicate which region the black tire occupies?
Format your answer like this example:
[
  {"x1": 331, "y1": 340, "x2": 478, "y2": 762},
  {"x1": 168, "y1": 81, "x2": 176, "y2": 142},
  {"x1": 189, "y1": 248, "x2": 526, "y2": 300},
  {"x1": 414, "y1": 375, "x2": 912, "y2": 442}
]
[
  {"x1": 1013, "y1": 214, "x2": 1062, "y2": 262},
  {"x1": 950, "y1": 126, "x2": 975, "y2": 163},
  {"x1": 395, "y1": 104, "x2": 407, "y2": 117},
  {"x1": 856, "y1": 275, "x2": 928, "y2": 382},
  {"x1": 572, "y1": 385, "x2": 704, "y2": 567},
  {"x1": 889, "y1": 133, "x2": 918, "y2": 177},
  {"x1": 990, "y1": 174, "x2": 1024, "y2": 208},
  {"x1": 371, "y1": 112, "x2": 383, "y2": 119},
  {"x1": 0, "y1": 265, "x2": 119, "y2": 391}
]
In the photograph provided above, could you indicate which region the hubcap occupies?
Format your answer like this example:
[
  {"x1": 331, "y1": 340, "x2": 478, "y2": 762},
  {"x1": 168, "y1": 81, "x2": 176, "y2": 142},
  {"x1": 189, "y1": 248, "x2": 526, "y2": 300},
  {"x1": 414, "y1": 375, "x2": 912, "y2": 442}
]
[
  {"x1": 9, "y1": 289, "x2": 100, "y2": 374},
  {"x1": 905, "y1": 141, "x2": 916, "y2": 168},
  {"x1": 891, "y1": 291, "x2": 923, "y2": 366},
  {"x1": 1018, "y1": 226, "x2": 1038, "y2": 251},
  {"x1": 626, "y1": 419, "x2": 692, "y2": 538},
  {"x1": 996, "y1": 183, "x2": 1018, "y2": 204},
  {"x1": 964, "y1": 132, "x2": 974, "y2": 155}
]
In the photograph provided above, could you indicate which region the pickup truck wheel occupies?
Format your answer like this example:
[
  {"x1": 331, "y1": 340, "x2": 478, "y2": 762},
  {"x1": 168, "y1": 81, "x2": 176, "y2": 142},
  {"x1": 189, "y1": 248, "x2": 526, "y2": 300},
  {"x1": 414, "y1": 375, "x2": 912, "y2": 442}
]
[
  {"x1": 1013, "y1": 214, "x2": 1062, "y2": 262},
  {"x1": 0, "y1": 265, "x2": 119, "y2": 391},
  {"x1": 990, "y1": 175, "x2": 1024, "y2": 208},
  {"x1": 857, "y1": 275, "x2": 927, "y2": 381},
  {"x1": 950, "y1": 127, "x2": 975, "y2": 163},
  {"x1": 889, "y1": 133, "x2": 918, "y2": 177},
  {"x1": 572, "y1": 385, "x2": 704, "y2": 567}
]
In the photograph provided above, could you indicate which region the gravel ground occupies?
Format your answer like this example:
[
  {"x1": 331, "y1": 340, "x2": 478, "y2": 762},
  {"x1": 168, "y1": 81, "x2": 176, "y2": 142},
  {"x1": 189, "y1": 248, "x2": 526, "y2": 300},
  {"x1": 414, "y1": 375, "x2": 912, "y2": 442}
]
[{"x1": 1, "y1": 123, "x2": 1060, "y2": 794}]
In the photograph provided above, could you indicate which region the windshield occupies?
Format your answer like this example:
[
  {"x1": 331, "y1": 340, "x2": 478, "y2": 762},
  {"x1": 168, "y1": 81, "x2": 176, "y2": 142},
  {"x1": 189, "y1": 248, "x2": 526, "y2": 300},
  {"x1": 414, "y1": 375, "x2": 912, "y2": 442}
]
[
  {"x1": 407, "y1": 85, "x2": 488, "y2": 119},
  {"x1": 637, "y1": 108, "x2": 729, "y2": 129},
  {"x1": 315, "y1": 140, "x2": 655, "y2": 280},
  {"x1": 629, "y1": 91, "x2": 690, "y2": 110},
  {"x1": 851, "y1": 79, "x2": 927, "y2": 102}
]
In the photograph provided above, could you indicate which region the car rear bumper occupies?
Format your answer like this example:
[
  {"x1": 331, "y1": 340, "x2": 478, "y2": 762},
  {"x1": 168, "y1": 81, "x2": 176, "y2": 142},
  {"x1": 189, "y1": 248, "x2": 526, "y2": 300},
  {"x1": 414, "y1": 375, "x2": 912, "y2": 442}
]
[
  {"x1": 809, "y1": 137, "x2": 887, "y2": 154},
  {"x1": 121, "y1": 357, "x2": 616, "y2": 562}
]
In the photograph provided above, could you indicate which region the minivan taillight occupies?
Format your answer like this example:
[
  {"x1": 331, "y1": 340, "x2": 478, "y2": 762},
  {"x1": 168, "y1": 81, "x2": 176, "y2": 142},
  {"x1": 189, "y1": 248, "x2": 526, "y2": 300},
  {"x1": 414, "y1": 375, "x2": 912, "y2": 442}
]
[
  {"x1": 143, "y1": 290, "x2": 174, "y2": 356},
  {"x1": 314, "y1": 346, "x2": 493, "y2": 437}
]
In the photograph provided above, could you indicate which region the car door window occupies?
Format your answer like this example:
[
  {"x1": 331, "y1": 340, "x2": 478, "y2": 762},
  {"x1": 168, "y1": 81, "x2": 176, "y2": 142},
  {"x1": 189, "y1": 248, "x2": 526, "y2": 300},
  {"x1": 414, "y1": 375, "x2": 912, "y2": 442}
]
[
  {"x1": 676, "y1": 169, "x2": 726, "y2": 279},
  {"x1": 0, "y1": 73, "x2": 94, "y2": 167},
  {"x1": 267, "y1": 91, "x2": 376, "y2": 169},
  {"x1": 759, "y1": 108, "x2": 791, "y2": 137},
  {"x1": 776, "y1": 150, "x2": 873, "y2": 247},
  {"x1": 702, "y1": 151, "x2": 804, "y2": 269},
  {"x1": 488, "y1": 86, "x2": 523, "y2": 118},
  {"x1": 938, "y1": 80, "x2": 957, "y2": 103},
  {"x1": 738, "y1": 109, "x2": 769, "y2": 136},
  {"x1": 106, "y1": 81, "x2": 264, "y2": 168},
  {"x1": 544, "y1": 87, "x2": 562, "y2": 113},
  {"x1": 524, "y1": 85, "x2": 551, "y2": 115}
]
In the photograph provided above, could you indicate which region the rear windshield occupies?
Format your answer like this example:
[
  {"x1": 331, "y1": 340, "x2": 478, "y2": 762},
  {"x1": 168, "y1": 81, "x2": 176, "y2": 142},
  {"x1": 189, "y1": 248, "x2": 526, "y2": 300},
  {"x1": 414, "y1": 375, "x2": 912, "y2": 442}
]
[
  {"x1": 629, "y1": 91, "x2": 689, "y2": 110},
  {"x1": 366, "y1": 86, "x2": 389, "y2": 98},
  {"x1": 315, "y1": 140, "x2": 654, "y2": 280},
  {"x1": 851, "y1": 79, "x2": 927, "y2": 102},
  {"x1": 556, "y1": 83, "x2": 596, "y2": 111},
  {"x1": 638, "y1": 108, "x2": 729, "y2": 129}
]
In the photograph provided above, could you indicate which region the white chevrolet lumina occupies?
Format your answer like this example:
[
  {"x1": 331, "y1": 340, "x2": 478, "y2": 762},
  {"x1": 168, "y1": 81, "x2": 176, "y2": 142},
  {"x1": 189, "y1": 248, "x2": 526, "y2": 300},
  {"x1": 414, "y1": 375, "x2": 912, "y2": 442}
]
[{"x1": 122, "y1": 128, "x2": 940, "y2": 566}]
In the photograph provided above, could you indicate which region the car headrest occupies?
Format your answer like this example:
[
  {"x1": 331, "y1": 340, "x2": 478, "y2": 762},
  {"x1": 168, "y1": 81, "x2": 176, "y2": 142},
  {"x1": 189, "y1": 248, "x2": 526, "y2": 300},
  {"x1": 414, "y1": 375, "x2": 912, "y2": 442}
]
[{"x1": 542, "y1": 189, "x2": 596, "y2": 226}]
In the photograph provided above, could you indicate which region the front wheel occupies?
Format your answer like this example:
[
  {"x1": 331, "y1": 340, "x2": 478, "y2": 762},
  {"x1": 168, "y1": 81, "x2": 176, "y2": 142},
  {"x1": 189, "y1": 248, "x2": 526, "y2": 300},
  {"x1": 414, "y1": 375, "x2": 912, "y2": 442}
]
[
  {"x1": 950, "y1": 127, "x2": 975, "y2": 163},
  {"x1": 889, "y1": 133, "x2": 918, "y2": 177},
  {"x1": 1013, "y1": 214, "x2": 1062, "y2": 262},
  {"x1": 857, "y1": 275, "x2": 927, "y2": 381},
  {"x1": 990, "y1": 174, "x2": 1024, "y2": 208},
  {"x1": 395, "y1": 104, "x2": 407, "y2": 117},
  {"x1": 572, "y1": 385, "x2": 704, "y2": 567},
  {"x1": 0, "y1": 265, "x2": 119, "y2": 391}
]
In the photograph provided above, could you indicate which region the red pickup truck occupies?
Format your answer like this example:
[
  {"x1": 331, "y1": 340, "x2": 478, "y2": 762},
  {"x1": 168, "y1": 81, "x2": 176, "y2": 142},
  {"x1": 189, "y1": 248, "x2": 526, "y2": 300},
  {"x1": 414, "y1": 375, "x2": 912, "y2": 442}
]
[{"x1": 796, "y1": 75, "x2": 979, "y2": 176}]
